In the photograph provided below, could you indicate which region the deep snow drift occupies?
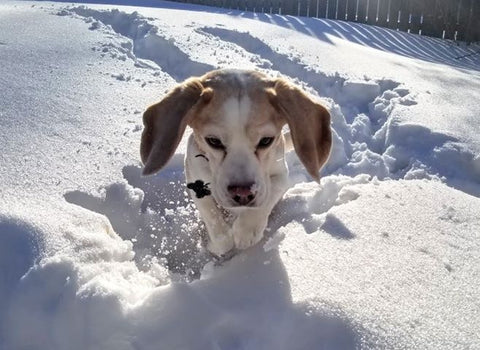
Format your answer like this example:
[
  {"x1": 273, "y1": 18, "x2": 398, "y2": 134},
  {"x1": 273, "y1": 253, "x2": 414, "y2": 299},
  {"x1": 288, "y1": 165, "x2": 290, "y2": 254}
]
[{"x1": 0, "y1": 1, "x2": 479, "y2": 349}]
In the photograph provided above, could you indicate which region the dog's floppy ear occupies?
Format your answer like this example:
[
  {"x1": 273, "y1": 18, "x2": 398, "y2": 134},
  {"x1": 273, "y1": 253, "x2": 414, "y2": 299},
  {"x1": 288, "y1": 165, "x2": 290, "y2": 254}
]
[
  {"x1": 141, "y1": 78, "x2": 211, "y2": 175},
  {"x1": 269, "y1": 79, "x2": 332, "y2": 182}
]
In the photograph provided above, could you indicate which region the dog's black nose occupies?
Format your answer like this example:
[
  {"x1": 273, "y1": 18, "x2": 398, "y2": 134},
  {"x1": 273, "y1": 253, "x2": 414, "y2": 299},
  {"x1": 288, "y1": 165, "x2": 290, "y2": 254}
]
[{"x1": 227, "y1": 183, "x2": 256, "y2": 205}]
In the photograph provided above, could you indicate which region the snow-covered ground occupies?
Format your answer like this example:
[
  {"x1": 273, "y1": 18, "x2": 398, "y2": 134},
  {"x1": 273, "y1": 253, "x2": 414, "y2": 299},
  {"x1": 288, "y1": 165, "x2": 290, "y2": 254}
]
[{"x1": 1, "y1": 1, "x2": 479, "y2": 349}]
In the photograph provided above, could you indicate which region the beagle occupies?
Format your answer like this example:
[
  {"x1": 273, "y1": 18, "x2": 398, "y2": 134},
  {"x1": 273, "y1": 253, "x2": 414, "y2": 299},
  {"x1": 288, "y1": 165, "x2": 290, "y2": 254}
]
[{"x1": 140, "y1": 69, "x2": 332, "y2": 256}]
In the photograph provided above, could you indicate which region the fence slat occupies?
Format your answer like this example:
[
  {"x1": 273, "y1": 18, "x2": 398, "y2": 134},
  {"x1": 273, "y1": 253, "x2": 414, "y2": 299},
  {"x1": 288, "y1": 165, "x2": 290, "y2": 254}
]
[
  {"x1": 376, "y1": 0, "x2": 389, "y2": 27},
  {"x1": 314, "y1": 0, "x2": 326, "y2": 17},
  {"x1": 345, "y1": 0, "x2": 356, "y2": 21},
  {"x1": 397, "y1": 0, "x2": 410, "y2": 32},
  {"x1": 336, "y1": 0, "x2": 348, "y2": 20},
  {"x1": 366, "y1": 0, "x2": 377, "y2": 24},
  {"x1": 455, "y1": 0, "x2": 467, "y2": 41},
  {"x1": 272, "y1": 0, "x2": 281, "y2": 14},
  {"x1": 281, "y1": 0, "x2": 294, "y2": 15},
  {"x1": 306, "y1": 0, "x2": 315, "y2": 17},
  {"x1": 355, "y1": 0, "x2": 368, "y2": 22},
  {"x1": 465, "y1": 0, "x2": 480, "y2": 43},
  {"x1": 327, "y1": 0, "x2": 338, "y2": 18},
  {"x1": 421, "y1": 0, "x2": 439, "y2": 37},
  {"x1": 442, "y1": 0, "x2": 458, "y2": 39},
  {"x1": 387, "y1": 0, "x2": 401, "y2": 29}
]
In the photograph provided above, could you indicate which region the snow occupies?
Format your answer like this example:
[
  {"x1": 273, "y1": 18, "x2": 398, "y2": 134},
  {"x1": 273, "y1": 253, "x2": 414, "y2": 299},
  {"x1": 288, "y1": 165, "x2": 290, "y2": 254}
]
[{"x1": 1, "y1": 0, "x2": 479, "y2": 349}]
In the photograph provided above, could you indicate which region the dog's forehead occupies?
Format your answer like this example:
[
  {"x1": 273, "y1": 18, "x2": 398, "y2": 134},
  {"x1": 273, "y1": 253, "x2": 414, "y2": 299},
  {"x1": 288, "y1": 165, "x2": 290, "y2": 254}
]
[
  {"x1": 203, "y1": 69, "x2": 271, "y2": 92},
  {"x1": 191, "y1": 70, "x2": 280, "y2": 131}
]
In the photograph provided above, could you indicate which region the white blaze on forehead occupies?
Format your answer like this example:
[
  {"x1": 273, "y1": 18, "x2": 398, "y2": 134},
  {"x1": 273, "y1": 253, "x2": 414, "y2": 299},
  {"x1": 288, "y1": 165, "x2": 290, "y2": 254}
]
[
  {"x1": 221, "y1": 95, "x2": 252, "y2": 129},
  {"x1": 233, "y1": 70, "x2": 249, "y2": 87}
]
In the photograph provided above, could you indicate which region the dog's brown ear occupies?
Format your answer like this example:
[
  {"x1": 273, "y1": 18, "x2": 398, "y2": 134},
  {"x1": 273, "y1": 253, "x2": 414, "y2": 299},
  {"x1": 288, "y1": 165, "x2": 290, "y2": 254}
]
[
  {"x1": 141, "y1": 78, "x2": 210, "y2": 175},
  {"x1": 269, "y1": 79, "x2": 332, "y2": 182}
]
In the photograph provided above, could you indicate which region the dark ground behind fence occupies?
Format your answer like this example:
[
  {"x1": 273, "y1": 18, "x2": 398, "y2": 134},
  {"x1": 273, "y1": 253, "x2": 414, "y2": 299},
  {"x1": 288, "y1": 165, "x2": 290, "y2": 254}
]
[{"x1": 173, "y1": 0, "x2": 480, "y2": 43}]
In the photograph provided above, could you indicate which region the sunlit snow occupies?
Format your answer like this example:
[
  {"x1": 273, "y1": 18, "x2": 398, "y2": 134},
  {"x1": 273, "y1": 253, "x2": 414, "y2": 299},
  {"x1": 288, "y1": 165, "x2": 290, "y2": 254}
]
[{"x1": 1, "y1": 1, "x2": 479, "y2": 349}]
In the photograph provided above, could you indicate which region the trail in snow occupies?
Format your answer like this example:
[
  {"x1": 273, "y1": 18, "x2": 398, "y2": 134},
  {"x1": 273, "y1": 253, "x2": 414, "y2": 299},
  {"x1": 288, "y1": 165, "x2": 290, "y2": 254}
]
[
  {"x1": 61, "y1": 7, "x2": 214, "y2": 80},
  {"x1": 55, "y1": 6, "x2": 480, "y2": 276}
]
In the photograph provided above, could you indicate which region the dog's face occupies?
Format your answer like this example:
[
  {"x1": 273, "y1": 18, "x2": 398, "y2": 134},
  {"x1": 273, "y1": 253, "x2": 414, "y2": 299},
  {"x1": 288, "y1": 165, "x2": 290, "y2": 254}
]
[
  {"x1": 140, "y1": 69, "x2": 332, "y2": 209},
  {"x1": 189, "y1": 86, "x2": 285, "y2": 209}
]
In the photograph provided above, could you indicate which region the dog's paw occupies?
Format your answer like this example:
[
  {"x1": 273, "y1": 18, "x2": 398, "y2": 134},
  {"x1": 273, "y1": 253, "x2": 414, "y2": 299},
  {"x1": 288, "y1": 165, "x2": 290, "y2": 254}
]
[
  {"x1": 234, "y1": 232, "x2": 263, "y2": 250},
  {"x1": 207, "y1": 233, "x2": 235, "y2": 257},
  {"x1": 231, "y1": 218, "x2": 267, "y2": 250}
]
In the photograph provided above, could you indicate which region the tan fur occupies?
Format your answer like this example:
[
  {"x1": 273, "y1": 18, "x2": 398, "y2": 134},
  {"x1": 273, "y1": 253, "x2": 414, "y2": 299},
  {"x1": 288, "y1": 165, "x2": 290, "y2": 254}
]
[
  {"x1": 141, "y1": 78, "x2": 207, "y2": 175},
  {"x1": 141, "y1": 69, "x2": 331, "y2": 181},
  {"x1": 268, "y1": 79, "x2": 332, "y2": 181}
]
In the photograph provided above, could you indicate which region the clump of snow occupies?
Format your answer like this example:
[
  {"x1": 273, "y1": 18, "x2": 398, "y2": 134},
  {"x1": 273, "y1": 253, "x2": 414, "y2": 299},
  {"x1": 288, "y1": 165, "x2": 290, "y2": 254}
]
[{"x1": 341, "y1": 79, "x2": 381, "y2": 107}]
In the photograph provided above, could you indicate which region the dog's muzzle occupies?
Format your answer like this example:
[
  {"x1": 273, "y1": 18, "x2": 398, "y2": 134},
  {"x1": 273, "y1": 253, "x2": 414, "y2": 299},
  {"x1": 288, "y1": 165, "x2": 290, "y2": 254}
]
[{"x1": 227, "y1": 182, "x2": 257, "y2": 206}]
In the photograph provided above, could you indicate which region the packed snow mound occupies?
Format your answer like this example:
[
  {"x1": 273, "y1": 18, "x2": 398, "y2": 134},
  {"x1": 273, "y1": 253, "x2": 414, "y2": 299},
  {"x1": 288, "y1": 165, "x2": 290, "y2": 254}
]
[
  {"x1": 281, "y1": 179, "x2": 480, "y2": 349},
  {"x1": 1, "y1": 1, "x2": 480, "y2": 349},
  {"x1": 0, "y1": 204, "x2": 367, "y2": 349}
]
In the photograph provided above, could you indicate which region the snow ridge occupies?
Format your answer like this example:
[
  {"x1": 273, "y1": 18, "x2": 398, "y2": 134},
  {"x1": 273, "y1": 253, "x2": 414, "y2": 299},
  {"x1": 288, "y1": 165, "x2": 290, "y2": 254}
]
[{"x1": 63, "y1": 6, "x2": 214, "y2": 80}]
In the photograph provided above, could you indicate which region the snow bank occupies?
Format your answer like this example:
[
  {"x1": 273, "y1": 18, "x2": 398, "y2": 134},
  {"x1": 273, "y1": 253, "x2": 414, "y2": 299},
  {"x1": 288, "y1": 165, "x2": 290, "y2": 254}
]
[
  {"x1": 0, "y1": 202, "x2": 164, "y2": 349},
  {"x1": 0, "y1": 205, "x2": 365, "y2": 349},
  {"x1": 281, "y1": 179, "x2": 480, "y2": 348}
]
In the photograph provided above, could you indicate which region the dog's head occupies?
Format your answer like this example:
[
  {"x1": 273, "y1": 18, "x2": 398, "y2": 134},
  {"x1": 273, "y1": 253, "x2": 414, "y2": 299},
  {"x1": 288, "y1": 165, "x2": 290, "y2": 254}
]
[{"x1": 141, "y1": 69, "x2": 332, "y2": 209}]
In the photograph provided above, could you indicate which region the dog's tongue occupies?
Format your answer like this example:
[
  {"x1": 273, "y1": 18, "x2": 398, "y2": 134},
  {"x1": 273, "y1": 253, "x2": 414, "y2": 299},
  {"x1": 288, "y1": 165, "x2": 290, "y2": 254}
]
[
  {"x1": 229, "y1": 185, "x2": 255, "y2": 196},
  {"x1": 234, "y1": 187, "x2": 252, "y2": 196}
]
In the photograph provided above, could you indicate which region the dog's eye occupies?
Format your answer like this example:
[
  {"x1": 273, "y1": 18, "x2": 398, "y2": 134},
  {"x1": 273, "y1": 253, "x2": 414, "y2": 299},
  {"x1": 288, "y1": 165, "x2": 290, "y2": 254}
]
[
  {"x1": 257, "y1": 137, "x2": 274, "y2": 149},
  {"x1": 205, "y1": 137, "x2": 225, "y2": 150}
]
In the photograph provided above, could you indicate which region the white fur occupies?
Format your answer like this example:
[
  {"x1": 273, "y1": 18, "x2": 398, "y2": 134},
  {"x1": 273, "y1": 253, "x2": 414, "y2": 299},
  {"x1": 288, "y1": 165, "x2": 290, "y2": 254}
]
[{"x1": 185, "y1": 96, "x2": 289, "y2": 256}]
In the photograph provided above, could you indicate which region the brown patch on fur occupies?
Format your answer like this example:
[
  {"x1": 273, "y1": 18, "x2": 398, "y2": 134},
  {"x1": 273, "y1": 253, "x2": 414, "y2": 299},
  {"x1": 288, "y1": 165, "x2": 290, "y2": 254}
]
[
  {"x1": 269, "y1": 79, "x2": 332, "y2": 181},
  {"x1": 141, "y1": 78, "x2": 205, "y2": 175}
]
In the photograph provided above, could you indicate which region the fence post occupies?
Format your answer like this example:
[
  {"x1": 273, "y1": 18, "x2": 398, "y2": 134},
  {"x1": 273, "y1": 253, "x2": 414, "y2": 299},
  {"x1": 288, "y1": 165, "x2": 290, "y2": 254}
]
[{"x1": 336, "y1": 0, "x2": 347, "y2": 21}]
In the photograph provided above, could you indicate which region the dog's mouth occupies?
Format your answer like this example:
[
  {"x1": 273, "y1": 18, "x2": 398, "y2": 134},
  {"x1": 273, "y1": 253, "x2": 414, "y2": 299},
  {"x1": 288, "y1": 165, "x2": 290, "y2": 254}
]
[
  {"x1": 227, "y1": 200, "x2": 258, "y2": 209},
  {"x1": 212, "y1": 181, "x2": 266, "y2": 210},
  {"x1": 214, "y1": 195, "x2": 260, "y2": 210}
]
